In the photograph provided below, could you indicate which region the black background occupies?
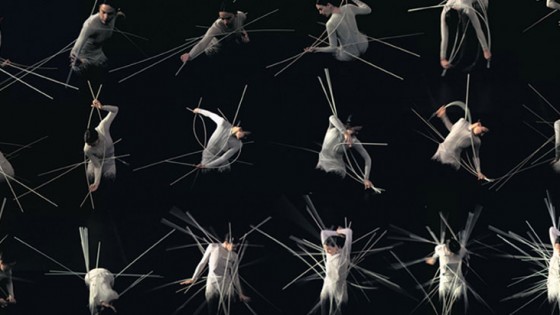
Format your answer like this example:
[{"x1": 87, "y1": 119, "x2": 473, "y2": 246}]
[{"x1": 0, "y1": 0, "x2": 559, "y2": 314}]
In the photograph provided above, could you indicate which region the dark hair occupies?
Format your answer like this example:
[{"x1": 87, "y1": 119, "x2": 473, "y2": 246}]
[
  {"x1": 446, "y1": 239, "x2": 461, "y2": 254},
  {"x1": 345, "y1": 115, "x2": 363, "y2": 133},
  {"x1": 84, "y1": 128, "x2": 99, "y2": 145},
  {"x1": 556, "y1": 236, "x2": 560, "y2": 245},
  {"x1": 99, "y1": 0, "x2": 120, "y2": 10},
  {"x1": 316, "y1": 0, "x2": 334, "y2": 5},
  {"x1": 223, "y1": 232, "x2": 235, "y2": 243},
  {"x1": 324, "y1": 235, "x2": 345, "y2": 248},
  {"x1": 219, "y1": 1, "x2": 238, "y2": 14}
]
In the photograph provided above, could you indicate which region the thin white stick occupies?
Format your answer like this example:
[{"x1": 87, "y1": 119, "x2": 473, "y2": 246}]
[
  {"x1": 115, "y1": 230, "x2": 175, "y2": 278},
  {"x1": 169, "y1": 168, "x2": 198, "y2": 186},
  {"x1": 408, "y1": 4, "x2": 446, "y2": 13},
  {"x1": 324, "y1": 68, "x2": 338, "y2": 116},
  {"x1": 110, "y1": 40, "x2": 196, "y2": 73},
  {"x1": 523, "y1": 10, "x2": 558, "y2": 33},
  {"x1": 5, "y1": 63, "x2": 79, "y2": 90},
  {"x1": 367, "y1": 36, "x2": 420, "y2": 58},
  {"x1": 133, "y1": 150, "x2": 203, "y2": 171},
  {"x1": 528, "y1": 84, "x2": 560, "y2": 117},
  {"x1": 5, "y1": 136, "x2": 48, "y2": 159},
  {"x1": 14, "y1": 236, "x2": 83, "y2": 280},
  {"x1": 0, "y1": 67, "x2": 53, "y2": 99},
  {"x1": 232, "y1": 85, "x2": 248, "y2": 125},
  {"x1": 266, "y1": 51, "x2": 306, "y2": 69},
  {"x1": 96, "y1": 241, "x2": 101, "y2": 269},
  {"x1": 18, "y1": 163, "x2": 82, "y2": 199},
  {"x1": 465, "y1": 74, "x2": 471, "y2": 119},
  {"x1": 4, "y1": 171, "x2": 58, "y2": 207},
  {"x1": 0, "y1": 198, "x2": 5, "y2": 222}
]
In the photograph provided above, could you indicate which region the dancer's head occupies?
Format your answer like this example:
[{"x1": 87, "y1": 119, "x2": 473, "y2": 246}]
[
  {"x1": 84, "y1": 128, "x2": 99, "y2": 146},
  {"x1": 316, "y1": 0, "x2": 337, "y2": 17},
  {"x1": 223, "y1": 233, "x2": 236, "y2": 251},
  {"x1": 323, "y1": 235, "x2": 345, "y2": 255},
  {"x1": 555, "y1": 236, "x2": 560, "y2": 252},
  {"x1": 471, "y1": 121, "x2": 489, "y2": 136},
  {"x1": 345, "y1": 115, "x2": 363, "y2": 135},
  {"x1": 98, "y1": 0, "x2": 119, "y2": 25},
  {"x1": 219, "y1": 1, "x2": 238, "y2": 27},
  {"x1": 446, "y1": 239, "x2": 461, "y2": 255},
  {"x1": 231, "y1": 126, "x2": 249, "y2": 139}
]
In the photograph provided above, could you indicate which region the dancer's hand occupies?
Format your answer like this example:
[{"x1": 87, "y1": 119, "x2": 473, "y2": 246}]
[
  {"x1": 363, "y1": 179, "x2": 373, "y2": 190},
  {"x1": 193, "y1": 108, "x2": 200, "y2": 114},
  {"x1": 89, "y1": 183, "x2": 99, "y2": 192},
  {"x1": 435, "y1": 106, "x2": 446, "y2": 118},
  {"x1": 483, "y1": 49, "x2": 492, "y2": 61},
  {"x1": 180, "y1": 53, "x2": 190, "y2": 63},
  {"x1": 196, "y1": 163, "x2": 205, "y2": 169},
  {"x1": 440, "y1": 58, "x2": 450, "y2": 69},
  {"x1": 180, "y1": 278, "x2": 194, "y2": 285},
  {"x1": 477, "y1": 172, "x2": 487, "y2": 181},
  {"x1": 91, "y1": 99, "x2": 103, "y2": 109},
  {"x1": 241, "y1": 31, "x2": 250, "y2": 43},
  {"x1": 304, "y1": 46, "x2": 315, "y2": 53},
  {"x1": 239, "y1": 294, "x2": 251, "y2": 302},
  {"x1": 425, "y1": 257, "x2": 436, "y2": 265}
]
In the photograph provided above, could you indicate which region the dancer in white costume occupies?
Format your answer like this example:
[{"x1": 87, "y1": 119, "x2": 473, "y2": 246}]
[
  {"x1": 179, "y1": 1, "x2": 249, "y2": 64},
  {"x1": 439, "y1": 0, "x2": 491, "y2": 69},
  {"x1": 552, "y1": 120, "x2": 560, "y2": 172},
  {"x1": 0, "y1": 151, "x2": 14, "y2": 182},
  {"x1": 549, "y1": 227, "x2": 560, "y2": 302},
  {"x1": 320, "y1": 227, "x2": 352, "y2": 315},
  {"x1": 181, "y1": 236, "x2": 250, "y2": 315},
  {"x1": 85, "y1": 268, "x2": 118, "y2": 314},
  {"x1": 547, "y1": 0, "x2": 560, "y2": 9},
  {"x1": 317, "y1": 115, "x2": 374, "y2": 189},
  {"x1": 426, "y1": 239, "x2": 467, "y2": 301},
  {"x1": 305, "y1": 0, "x2": 371, "y2": 61},
  {"x1": 70, "y1": 0, "x2": 122, "y2": 76},
  {"x1": 194, "y1": 108, "x2": 247, "y2": 172},
  {"x1": 432, "y1": 105, "x2": 488, "y2": 180},
  {"x1": 84, "y1": 100, "x2": 119, "y2": 192},
  {"x1": 0, "y1": 258, "x2": 16, "y2": 308}
]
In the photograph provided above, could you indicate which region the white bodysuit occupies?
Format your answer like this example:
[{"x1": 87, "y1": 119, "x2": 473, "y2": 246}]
[
  {"x1": 315, "y1": 0, "x2": 371, "y2": 61},
  {"x1": 197, "y1": 109, "x2": 242, "y2": 172},
  {"x1": 320, "y1": 228, "x2": 353, "y2": 310},
  {"x1": 440, "y1": 0, "x2": 489, "y2": 60},
  {"x1": 432, "y1": 244, "x2": 467, "y2": 300},
  {"x1": 0, "y1": 151, "x2": 14, "y2": 182},
  {"x1": 317, "y1": 115, "x2": 371, "y2": 181},
  {"x1": 548, "y1": 227, "x2": 560, "y2": 302},
  {"x1": 553, "y1": 120, "x2": 560, "y2": 172},
  {"x1": 85, "y1": 268, "x2": 119, "y2": 315},
  {"x1": 432, "y1": 116, "x2": 481, "y2": 173},
  {"x1": 190, "y1": 243, "x2": 244, "y2": 301},
  {"x1": 84, "y1": 105, "x2": 119, "y2": 188}
]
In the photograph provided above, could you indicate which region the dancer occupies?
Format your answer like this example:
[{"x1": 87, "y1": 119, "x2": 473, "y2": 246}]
[
  {"x1": 180, "y1": 235, "x2": 250, "y2": 315},
  {"x1": 193, "y1": 108, "x2": 247, "y2": 172},
  {"x1": 305, "y1": 0, "x2": 371, "y2": 61},
  {"x1": 549, "y1": 226, "x2": 560, "y2": 303},
  {"x1": 440, "y1": 0, "x2": 491, "y2": 69},
  {"x1": 0, "y1": 257, "x2": 15, "y2": 308},
  {"x1": 179, "y1": 1, "x2": 249, "y2": 64},
  {"x1": 317, "y1": 115, "x2": 374, "y2": 190},
  {"x1": 84, "y1": 99, "x2": 119, "y2": 192},
  {"x1": 70, "y1": 0, "x2": 123, "y2": 78},
  {"x1": 432, "y1": 105, "x2": 488, "y2": 180},
  {"x1": 0, "y1": 151, "x2": 14, "y2": 182},
  {"x1": 320, "y1": 227, "x2": 352, "y2": 315},
  {"x1": 425, "y1": 239, "x2": 467, "y2": 301},
  {"x1": 547, "y1": 0, "x2": 560, "y2": 10},
  {"x1": 552, "y1": 120, "x2": 560, "y2": 172},
  {"x1": 85, "y1": 268, "x2": 118, "y2": 314}
]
